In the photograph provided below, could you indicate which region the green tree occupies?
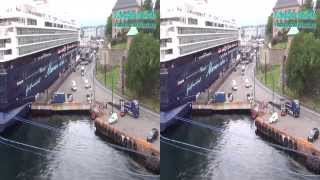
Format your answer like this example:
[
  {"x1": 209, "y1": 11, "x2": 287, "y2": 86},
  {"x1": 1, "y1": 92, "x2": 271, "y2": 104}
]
[
  {"x1": 105, "y1": 14, "x2": 112, "y2": 39},
  {"x1": 266, "y1": 14, "x2": 273, "y2": 40},
  {"x1": 126, "y1": 33, "x2": 159, "y2": 97},
  {"x1": 286, "y1": 32, "x2": 320, "y2": 96},
  {"x1": 303, "y1": 0, "x2": 314, "y2": 9},
  {"x1": 143, "y1": 0, "x2": 153, "y2": 10},
  {"x1": 315, "y1": 12, "x2": 320, "y2": 38},
  {"x1": 316, "y1": 0, "x2": 320, "y2": 10},
  {"x1": 153, "y1": 11, "x2": 160, "y2": 39},
  {"x1": 154, "y1": 0, "x2": 160, "y2": 10}
]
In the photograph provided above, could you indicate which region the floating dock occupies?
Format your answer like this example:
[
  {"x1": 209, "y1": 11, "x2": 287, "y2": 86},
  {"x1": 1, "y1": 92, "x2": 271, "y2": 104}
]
[
  {"x1": 31, "y1": 102, "x2": 91, "y2": 114},
  {"x1": 192, "y1": 102, "x2": 251, "y2": 115},
  {"x1": 31, "y1": 102, "x2": 91, "y2": 111}
]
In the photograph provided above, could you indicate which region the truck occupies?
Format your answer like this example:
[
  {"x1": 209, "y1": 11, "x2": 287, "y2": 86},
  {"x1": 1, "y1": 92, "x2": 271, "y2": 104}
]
[
  {"x1": 213, "y1": 92, "x2": 226, "y2": 103},
  {"x1": 80, "y1": 66, "x2": 85, "y2": 76},
  {"x1": 120, "y1": 99, "x2": 140, "y2": 118},
  {"x1": 285, "y1": 99, "x2": 300, "y2": 118},
  {"x1": 51, "y1": 92, "x2": 66, "y2": 104},
  {"x1": 241, "y1": 65, "x2": 245, "y2": 75}
]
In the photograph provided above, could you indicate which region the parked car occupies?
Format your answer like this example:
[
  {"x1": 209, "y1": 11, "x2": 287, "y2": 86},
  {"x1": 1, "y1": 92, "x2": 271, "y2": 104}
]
[
  {"x1": 108, "y1": 112, "x2": 118, "y2": 124},
  {"x1": 71, "y1": 80, "x2": 77, "y2": 91},
  {"x1": 147, "y1": 128, "x2": 159, "y2": 143},
  {"x1": 86, "y1": 93, "x2": 92, "y2": 102},
  {"x1": 245, "y1": 78, "x2": 251, "y2": 88},
  {"x1": 71, "y1": 80, "x2": 76, "y2": 87},
  {"x1": 227, "y1": 92, "x2": 233, "y2": 102},
  {"x1": 71, "y1": 86, "x2": 77, "y2": 91},
  {"x1": 232, "y1": 80, "x2": 238, "y2": 91},
  {"x1": 84, "y1": 79, "x2": 91, "y2": 89},
  {"x1": 241, "y1": 65, "x2": 245, "y2": 75},
  {"x1": 247, "y1": 93, "x2": 253, "y2": 102},
  {"x1": 308, "y1": 128, "x2": 319, "y2": 142},
  {"x1": 269, "y1": 112, "x2": 279, "y2": 124}
]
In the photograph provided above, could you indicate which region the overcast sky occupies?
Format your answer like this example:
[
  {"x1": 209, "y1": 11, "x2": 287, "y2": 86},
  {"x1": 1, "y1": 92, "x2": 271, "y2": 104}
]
[
  {"x1": 162, "y1": 0, "x2": 278, "y2": 26},
  {"x1": 49, "y1": 0, "x2": 116, "y2": 26},
  {"x1": 1, "y1": 0, "x2": 286, "y2": 27},
  {"x1": 1, "y1": 0, "x2": 117, "y2": 26}
]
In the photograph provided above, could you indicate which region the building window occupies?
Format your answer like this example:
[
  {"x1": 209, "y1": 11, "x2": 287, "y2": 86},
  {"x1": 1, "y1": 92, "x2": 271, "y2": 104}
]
[
  {"x1": 165, "y1": 49, "x2": 173, "y2": 54},
  {"x1": 27, "y1": 18, "x2": 37, "y2": 25},
  {"x1": 205, "y1": 21, "x2": 213, "y2": 26},
  {"x1": 4, "y1": 49, "x2": 12, "y2": 55},
  {"x1": 188, "y1": 18, "x2": 198, "y2": 25},
  {"x1": 45, "y1": 21, "x2": 52, "y2": 27}
]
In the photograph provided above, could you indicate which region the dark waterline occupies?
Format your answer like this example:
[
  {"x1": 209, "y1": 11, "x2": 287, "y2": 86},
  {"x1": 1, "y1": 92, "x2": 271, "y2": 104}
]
[
  {"x1": 0, "y1": 115, "x2": 154, "y2": 180},
  {"x1": 161, "y1": 114, "x2": 318, "y2": 180}
]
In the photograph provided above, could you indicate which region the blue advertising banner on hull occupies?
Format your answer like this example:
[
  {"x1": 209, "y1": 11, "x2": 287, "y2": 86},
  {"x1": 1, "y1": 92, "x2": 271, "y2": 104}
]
[
  {"x1": 0, "y1": 42, "x2": 79, "y2": 112},
  {"x1": 160, "y1": 41, "x2": 239, "y2": 111}
]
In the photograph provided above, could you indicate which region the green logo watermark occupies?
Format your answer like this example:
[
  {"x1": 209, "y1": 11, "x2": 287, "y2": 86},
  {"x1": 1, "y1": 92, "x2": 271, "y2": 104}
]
[
  {"x1": 113, "y1": 10, "x2": 156, "y2": 19},
  {"x1": 273, "y1": 9, "x2": 317, "y2": 29},
  {"x1": 113, "y1": 10, "x2": 157, "y2": 28},
  {"x1": 274, "y1": 10, "x2": 316, "y2": 20}
]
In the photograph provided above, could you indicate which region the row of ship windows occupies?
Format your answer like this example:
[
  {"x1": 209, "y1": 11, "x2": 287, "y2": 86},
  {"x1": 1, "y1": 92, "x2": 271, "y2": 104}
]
[
  {"x1": 160, "y1": 38, "x2": 172, "y2": 48},
  {"x1": 0, "y1": 39, "x2": 11, "y2": 48},
  {"x1": 0, "y1": 18, "x2": 77, "y2": 30},
  {"x1": 161, "y1": 18, "x2": 236, "y2": 29},
  {"x1": 18, "y1": 34, "x2": 78, "y2": 45},
  {"x1": 187, "y1": 18, "x2": 235, "y2": 28},
  {"x1": 45, "y1": 22, "x2": 76, "y2": 30},
  {"x1": 177, "y1": 27, "x2": 237, "y2": 34},
  {"x1": 17, "y1": 28, "x2": 77, "y2": 35},
  {"x1": 179, "y1": 37, "x2": 238, "y2": 55},
  {"x1": 179, "y1": 34, "x2": 238, "y2": 44},
  {"x1": 0, "y1": 75, "x2": 7, "y2": 103},
  {"x1": 18, "y1": 38, "x2": 78, "y2": 56}
]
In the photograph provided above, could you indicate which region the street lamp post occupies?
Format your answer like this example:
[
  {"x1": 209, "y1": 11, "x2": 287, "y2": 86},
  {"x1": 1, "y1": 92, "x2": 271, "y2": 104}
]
[
  {"x1": 254, "y1": 47, "x2": 257, "y2": 101},
  {"x1": 272, "y1": 74, "x2": 275, "y2": 113},
  {"x1": 93, "y1": 51, "x2": 96, "y2": 103},
  {"x1": 264, "y1": 51, "x2": 267, "y2": 84},
  {"x1": 104, "y1": 50, "x2": 107, "y2": 86},
  {"x1": 282, "y1": 56, "x2": 286, "y2": 95},
  {"x1": 111, "y1": 72, "x2": 114, "y2": 113}
]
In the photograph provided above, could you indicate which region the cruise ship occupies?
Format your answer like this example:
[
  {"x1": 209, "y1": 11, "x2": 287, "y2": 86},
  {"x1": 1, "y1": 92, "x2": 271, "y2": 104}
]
[
  {"x1": 160, "y1": 0, "x2": 240, "y2": 131},
  {"x1": 0, "y1": 1, "x2": 80, "y2": 131}
]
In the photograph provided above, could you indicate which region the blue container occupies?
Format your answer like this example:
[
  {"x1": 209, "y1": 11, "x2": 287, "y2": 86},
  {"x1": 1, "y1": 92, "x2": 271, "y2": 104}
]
[
  {"x1": 52, "y1": 92, "x2": 66, "y2": 104},
  {"x1": 214, "y1": 92, "x2": 226, "y2": 103}
]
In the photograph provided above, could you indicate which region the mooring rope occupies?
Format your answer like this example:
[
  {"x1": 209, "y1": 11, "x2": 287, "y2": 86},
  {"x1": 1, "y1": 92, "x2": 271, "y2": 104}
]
[
  {"x1": 161, "y1": 134, "x2": 320, "y2": 178},
  {"x1": 0, "y1": 136, "x2": 160, "y2": 179},
  {"x1": 15, "y1": 116, "x2": 159, "y2": 160},
  {"x1": 175, "y1": 116, "x2": 320, "y2": 160}
]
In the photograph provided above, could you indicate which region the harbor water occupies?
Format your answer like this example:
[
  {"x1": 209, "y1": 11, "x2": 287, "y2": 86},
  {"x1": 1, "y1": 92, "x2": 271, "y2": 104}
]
[
  {"x1": 0, "y1": 114, "x2": 155, "y2": 180},
  {"x1": 161, "y1": 114, "x2": 318, "y2": 180}
]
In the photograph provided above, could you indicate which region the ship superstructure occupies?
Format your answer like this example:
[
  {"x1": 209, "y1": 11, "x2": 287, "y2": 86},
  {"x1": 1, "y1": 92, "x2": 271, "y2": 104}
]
[
  {"x1": 0, "y1": 1, "x2": 79, "y2": 129},
  {"x1": 160, "y1": 0, "x2": 239, "y2": 130}
]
